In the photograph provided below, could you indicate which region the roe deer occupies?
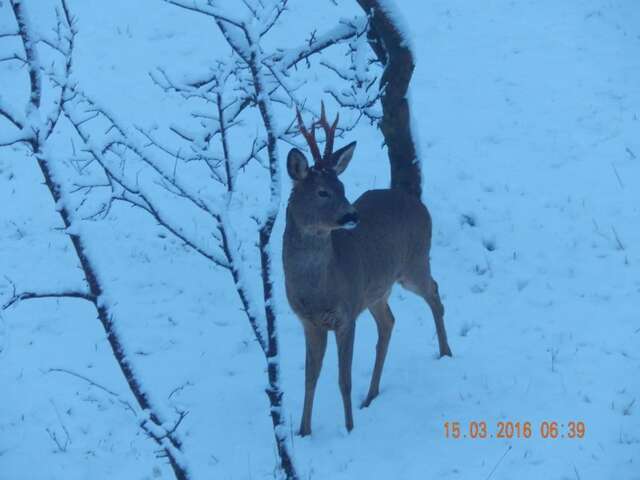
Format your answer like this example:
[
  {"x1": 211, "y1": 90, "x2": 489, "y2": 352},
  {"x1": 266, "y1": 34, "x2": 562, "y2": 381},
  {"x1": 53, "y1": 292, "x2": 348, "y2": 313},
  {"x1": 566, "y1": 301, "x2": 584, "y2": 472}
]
[{"x1": 283, "y1": 103, "x2": 451, "y2": 436}]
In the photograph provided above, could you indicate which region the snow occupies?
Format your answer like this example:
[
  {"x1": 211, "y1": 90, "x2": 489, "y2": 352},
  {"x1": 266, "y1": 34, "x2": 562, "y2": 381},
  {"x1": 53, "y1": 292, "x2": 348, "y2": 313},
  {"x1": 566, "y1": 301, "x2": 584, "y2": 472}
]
[
  {"x1": 376, "y1": 0, "x2": 414, "y2": 50},
  {"x1": 1, "y1": 0, "x2": 639, "y2": 479}
]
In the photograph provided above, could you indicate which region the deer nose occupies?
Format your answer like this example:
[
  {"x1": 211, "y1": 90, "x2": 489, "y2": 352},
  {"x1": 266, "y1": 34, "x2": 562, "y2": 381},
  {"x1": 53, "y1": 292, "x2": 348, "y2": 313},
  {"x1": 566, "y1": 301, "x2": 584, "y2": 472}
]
[{"x1": 337, "y1": 211, "x2": 359, "y2": 230}]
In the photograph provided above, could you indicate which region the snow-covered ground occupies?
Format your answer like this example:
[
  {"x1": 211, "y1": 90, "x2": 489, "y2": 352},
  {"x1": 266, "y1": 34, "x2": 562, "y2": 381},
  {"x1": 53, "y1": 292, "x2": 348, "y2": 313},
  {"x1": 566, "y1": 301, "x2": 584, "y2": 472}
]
[{"x1": 1, "y1": 0, "x2": 639, "y2": 479}]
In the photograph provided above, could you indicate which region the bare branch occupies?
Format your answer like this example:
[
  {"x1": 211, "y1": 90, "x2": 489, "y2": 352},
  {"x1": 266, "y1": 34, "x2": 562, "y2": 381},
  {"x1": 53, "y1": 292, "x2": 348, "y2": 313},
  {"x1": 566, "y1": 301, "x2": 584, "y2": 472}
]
[
  {"x1": 215, "y1": 92, "x2": 233, "y2": 191},
  {"x1": 163, "y1": 409, "x2": 189, "y2": 437},
  {"x1": 10, "y1": 0, "x2": 43, "y2": 110},
  {"x1": 43, "y1": 0, "x2": 76, "y2": 139},
  {"x1": 168, "y1": 381, "x2": 194, "y2": 400},
  {"x1": 2, "y1": 290, "x2": 95, "y2": 310},
  {"x1": 258, "y1": 0, "x2": 288, "y2": 36},
  {"x1": 46, "y1": 426, "x2": 69, "y2": 452},
  {"x1": 5, "y1": 2, "x2": 191, "y2": 478},
  {"x1": 0, "y1": 31, "x2": 19, "y2": 39},
  {"x1": 0, "y1": 99, "x2": 25, "y2": 129},
  {"x1": 163, "y1": 0, "x2": 245, "y2": 28},
  {"x1": 0, "y1": 53, "x2": 27, "y2": 65},
  {"x1": 48, "y1": 368, "x2": 191, "y2": 446},
  {"x1": 0, "y1": 129, "x2": 32, "y2": 148},
  {"x1": 61, "y1": 90, "x2": 234, "y2": 274},
  {"x1": 270, "y1": 17, "x2": 367, "y2": 69},
  {"x1": 47, "y1": 367, "x2": 134, "y2": 410}
]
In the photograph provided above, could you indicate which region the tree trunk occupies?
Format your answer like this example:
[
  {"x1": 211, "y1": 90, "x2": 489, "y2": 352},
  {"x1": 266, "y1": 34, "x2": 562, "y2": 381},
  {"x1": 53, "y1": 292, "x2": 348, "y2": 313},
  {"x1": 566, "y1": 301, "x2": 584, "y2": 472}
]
[{"x1": 356, "y1": 0, "x2": 422, "y2": 197}]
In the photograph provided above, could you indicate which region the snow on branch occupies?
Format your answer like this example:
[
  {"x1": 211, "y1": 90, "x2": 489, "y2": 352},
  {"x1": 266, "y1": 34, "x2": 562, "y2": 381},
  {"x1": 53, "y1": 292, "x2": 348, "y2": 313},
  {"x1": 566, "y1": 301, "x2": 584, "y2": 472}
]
[
  {"x1": 10, "y1": 0, "x2": 43, "y2": 111},
  {"x1": 47, "y1": 367, "x2": 138, "y2": 415},
  {"x1": 163, "y1": 3, "x2": 369, "y2": 126},
  {"x1": 0, "y1": 127, "x2": 32, "y2": 147},
  {"x1": 157, "y1": 5, "x2": 304, "y2": 476},
  {"x1": 1, "y1": 0, "x2": 76, "y2": 150},
  {"x1": 270, "y1": 16, "x2": 367, "y2": 69},
  {"x1": 46, "y1": 367, "x2": 190, "y2": 467},
  {"x1": 0, "y1": 97, "x2": 24, "y2": 129},
  {"x1": 164, "y1": 0, "x2": 245, "y2": 28},
  {"x1": 49, "y1": 1, "x2": 386, "y2": 477},
  {"x1": 2, "y1": 289, "x2": 94, "y2": 310},
  {"x1": 321, "y1": 19, "x2": 382, "y2": 124},
  {"x1": 356, "y1": 0, "x2": 422, "y2": 195},
  {"x1": 2, "y1": 3, "x2": 192, "y2": 479},
  {"x1": 59, "y1": 83, "x2": 277, "y2": 362},
  {"x1": 59, "y1": 85, "x2": 232, "y2": 269},
  {"x1": 63, "y1": 1, "x2": 355, "y2": 476}
]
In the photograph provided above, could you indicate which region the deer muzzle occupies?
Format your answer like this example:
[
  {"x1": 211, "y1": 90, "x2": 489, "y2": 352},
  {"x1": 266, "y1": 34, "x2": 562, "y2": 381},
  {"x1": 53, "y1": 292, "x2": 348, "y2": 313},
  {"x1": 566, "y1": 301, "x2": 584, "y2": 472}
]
[{"x1": 337, "y1": 211, "x2": 359, "y2": 230}]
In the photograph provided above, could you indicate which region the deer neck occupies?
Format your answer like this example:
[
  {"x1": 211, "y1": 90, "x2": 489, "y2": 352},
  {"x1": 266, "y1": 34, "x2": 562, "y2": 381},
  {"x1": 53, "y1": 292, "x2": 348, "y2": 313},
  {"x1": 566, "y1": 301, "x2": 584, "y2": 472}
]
[{"x1": 283, "y1": 208, "x2": 337, "y2": 285}]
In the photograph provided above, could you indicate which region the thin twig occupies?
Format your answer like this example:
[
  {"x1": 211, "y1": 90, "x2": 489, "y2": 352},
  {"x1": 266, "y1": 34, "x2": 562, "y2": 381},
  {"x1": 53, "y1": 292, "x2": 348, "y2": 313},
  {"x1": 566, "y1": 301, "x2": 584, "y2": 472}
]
[
  {"x1": 485, "y1": 445, "x2": 512, "y2": 480},
  {"x1": 610, "y1": 162, "x2": 624, "y2": 189},
  {"x1": 2, "y1": 290, "x2": 94, "y2": 311},
  {"x1": 611, "y1": 226, "x2": 625, "y2": 251}
]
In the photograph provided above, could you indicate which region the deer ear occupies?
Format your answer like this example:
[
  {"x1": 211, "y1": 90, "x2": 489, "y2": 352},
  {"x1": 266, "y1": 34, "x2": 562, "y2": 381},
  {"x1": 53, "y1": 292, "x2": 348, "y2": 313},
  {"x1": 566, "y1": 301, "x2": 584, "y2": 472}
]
[
  {"x1": 331, "y1": 141, "x2": 356, "y2": 175},
  {"x1": 287, "y1": 148, "x2": 309, "y2": 181}
]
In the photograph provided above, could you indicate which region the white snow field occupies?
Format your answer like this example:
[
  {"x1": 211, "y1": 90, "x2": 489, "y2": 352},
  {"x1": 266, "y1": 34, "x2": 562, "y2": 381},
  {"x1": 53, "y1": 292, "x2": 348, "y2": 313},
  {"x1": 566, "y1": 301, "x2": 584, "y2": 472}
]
[{"x1": 1, "y1": 0, "x2": 639, "y2": 479}]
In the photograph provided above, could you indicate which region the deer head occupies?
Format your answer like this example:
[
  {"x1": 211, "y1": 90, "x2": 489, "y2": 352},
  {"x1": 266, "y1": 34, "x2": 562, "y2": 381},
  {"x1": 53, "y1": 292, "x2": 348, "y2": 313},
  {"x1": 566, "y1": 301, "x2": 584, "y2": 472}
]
[{"x1": 286, "y1": 103, "x2": 358, "y2": 233}]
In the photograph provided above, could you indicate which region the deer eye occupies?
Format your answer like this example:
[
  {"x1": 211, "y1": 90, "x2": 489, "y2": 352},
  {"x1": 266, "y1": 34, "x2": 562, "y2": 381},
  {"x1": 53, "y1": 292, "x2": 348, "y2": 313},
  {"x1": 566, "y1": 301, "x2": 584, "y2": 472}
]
[{"x1": 317, "y1": 189, "x2": 330, "y2": 198}]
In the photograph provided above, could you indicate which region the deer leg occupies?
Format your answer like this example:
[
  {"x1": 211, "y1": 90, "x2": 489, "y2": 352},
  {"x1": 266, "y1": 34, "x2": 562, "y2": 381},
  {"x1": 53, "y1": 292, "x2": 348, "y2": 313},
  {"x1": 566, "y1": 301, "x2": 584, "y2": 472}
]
[
  {"x1": 424, "y1": 276, "x2": 452, "y2": 357},
  {"x1": 335, "y1": 321, "x2": 355, "y2": 432},
  {"x1": 361, "y1": 300, "x2": 395, "y2": 408},
  {"x1": 299, "y1": 324, "x2": 328, "y2": 436},
  {"x1": 402, "y1": 270, "x2": 452, "y2": 358}
]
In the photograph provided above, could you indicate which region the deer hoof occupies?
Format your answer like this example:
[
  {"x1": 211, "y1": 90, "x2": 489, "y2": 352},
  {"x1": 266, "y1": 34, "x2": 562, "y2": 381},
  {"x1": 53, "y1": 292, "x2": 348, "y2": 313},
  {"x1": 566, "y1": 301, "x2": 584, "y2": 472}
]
[
  {"x1": 439, "y1": 346, "x2": 453, "y2": 358},
  {"x1": 360, "y1": 392, "x2": 378, "y2": 409}
]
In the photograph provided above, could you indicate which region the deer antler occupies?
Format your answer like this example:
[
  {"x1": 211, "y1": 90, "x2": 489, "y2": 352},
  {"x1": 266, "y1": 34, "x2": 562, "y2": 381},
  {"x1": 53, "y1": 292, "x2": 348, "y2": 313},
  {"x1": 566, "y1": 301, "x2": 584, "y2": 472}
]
[
  {"x1": 296, "y1": 107, "x2": 322, "y2": 164},
  {"x1": 296, "y1": 101, "x2": 340, "y2": 169},
  {"x1": 318, "y1": 101, "x2": 339, "y2": 162}
]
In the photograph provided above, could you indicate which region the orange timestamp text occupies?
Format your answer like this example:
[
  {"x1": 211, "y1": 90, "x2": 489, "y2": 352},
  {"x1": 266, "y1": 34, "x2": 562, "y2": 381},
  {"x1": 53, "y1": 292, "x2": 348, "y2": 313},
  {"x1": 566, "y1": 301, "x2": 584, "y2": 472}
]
[{"x1": 444, "y1": 421, "x2": 586, "y2": 439}]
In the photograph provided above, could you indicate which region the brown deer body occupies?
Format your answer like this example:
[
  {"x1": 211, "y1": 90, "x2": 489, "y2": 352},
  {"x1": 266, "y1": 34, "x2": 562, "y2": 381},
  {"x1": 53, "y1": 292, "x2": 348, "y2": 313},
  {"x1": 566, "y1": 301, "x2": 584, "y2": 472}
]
[{"x1": 283, "y1": 105, "x2": 451, "y2": 436}]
